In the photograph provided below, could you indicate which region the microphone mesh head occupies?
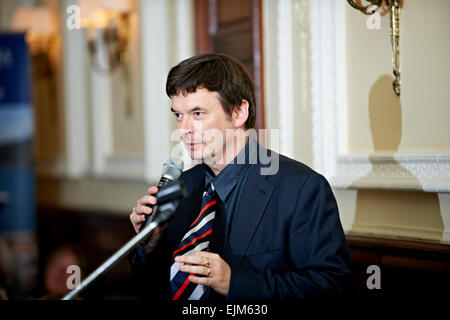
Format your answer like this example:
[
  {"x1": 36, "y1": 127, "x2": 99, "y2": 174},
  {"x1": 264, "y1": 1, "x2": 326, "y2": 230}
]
[{"x1": 162, "y1": 157, "x2": 184, "y2": 180}]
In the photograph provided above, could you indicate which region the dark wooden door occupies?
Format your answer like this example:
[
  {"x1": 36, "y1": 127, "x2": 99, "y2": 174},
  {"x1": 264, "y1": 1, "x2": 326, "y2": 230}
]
[{"x1": 194, "y1": 0, "x2": 265, "y2": 130}]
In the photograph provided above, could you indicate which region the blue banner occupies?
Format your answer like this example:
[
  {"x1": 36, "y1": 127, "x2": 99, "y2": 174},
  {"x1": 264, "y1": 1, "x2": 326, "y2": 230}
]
[
  {"x1": 0, "y1": 32, "x2": 35, "y2": 233},
  {"x1": 0, "y1": 33, "x2": 31, "y2": 104}
]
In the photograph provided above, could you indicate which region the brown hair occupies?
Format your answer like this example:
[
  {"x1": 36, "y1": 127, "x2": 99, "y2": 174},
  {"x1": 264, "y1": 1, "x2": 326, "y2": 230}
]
[{"x1": 166, "y1": 53, "x2": 256, "y2": 129}]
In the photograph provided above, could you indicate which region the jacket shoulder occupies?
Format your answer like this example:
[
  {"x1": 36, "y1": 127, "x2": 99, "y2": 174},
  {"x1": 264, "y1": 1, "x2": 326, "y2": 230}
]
[
  {"x1": 263, "y1": 148, "x2": 318, "y2": 180},
  {"x1": 278, "y1": 154, "x2": 316, "y2": 176},
  {"x1": 260, "y1": 149, "x2": 332, "y2": 193}
]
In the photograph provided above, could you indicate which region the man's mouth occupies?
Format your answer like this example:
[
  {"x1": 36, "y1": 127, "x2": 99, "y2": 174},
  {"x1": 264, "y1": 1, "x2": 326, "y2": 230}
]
[{"x1": 188, "y1": 142, "x2": 202, "y2": 149}]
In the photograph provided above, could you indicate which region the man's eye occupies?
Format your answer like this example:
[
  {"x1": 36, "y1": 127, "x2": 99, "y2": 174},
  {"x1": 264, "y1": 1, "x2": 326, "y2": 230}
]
[
  {"x1": 194, "y1": 112, "x2": 203, "y2": 117},
  {"x1": 174, "y1": 113, "x2": 182, "y2": 120}
]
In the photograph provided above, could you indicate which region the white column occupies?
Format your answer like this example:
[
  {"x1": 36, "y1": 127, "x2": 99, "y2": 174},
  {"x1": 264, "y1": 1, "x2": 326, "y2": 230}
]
[
  {"x1": 140, "y1": 0, "x2": 173, "y2": 183},
  {"x1": 174, "y1": 0, "x2": 196, "y2": 170},
  {"x1": 62, "y1": 0, "x2": 89, "y2": 178},
  {"x1": 175, "y1": 0, "x2": 194, "y2": 63}
]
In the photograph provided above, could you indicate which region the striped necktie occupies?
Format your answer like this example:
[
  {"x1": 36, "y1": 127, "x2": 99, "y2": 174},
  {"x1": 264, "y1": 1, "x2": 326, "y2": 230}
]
[{"x1": 170, "y1": 182, "x2": 216, "y2": 300}]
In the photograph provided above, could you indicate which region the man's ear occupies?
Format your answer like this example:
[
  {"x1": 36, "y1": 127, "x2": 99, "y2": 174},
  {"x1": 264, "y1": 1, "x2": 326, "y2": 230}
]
[{"x1": 233, "y1": 99, "x2": 249, "y2": 128}]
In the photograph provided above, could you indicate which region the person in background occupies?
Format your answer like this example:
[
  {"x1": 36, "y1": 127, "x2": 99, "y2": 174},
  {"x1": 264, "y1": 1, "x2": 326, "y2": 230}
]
[{"x1": 40, "y1": 245, "x2": 86, "y2": 300}]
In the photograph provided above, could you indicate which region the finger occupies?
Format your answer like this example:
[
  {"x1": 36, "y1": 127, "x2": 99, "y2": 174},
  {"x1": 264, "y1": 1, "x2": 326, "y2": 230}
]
[
  {"x1": 189, "y1": 275, "x2": 212, "y2": 286},
  {"x1": 136, "y1": 205, "x2": 152, "y2": 215},
  {"x1": 191, "y1": 251, "x2": 219, "y2": 265},
  {"x1": 174, "y1": 254, "x2": 208, "y2": 266},
  {"x1": 130, "y1": 207, "x2": 137, "y2": 222},
  {"x1": 138, "y1": 195, "x2": 157, "y2": 206},
  {"x1": 132, "y1": 210, "x2": 144, "y2": 223},
  {"x1": 179, "y1": 264, "x2": 209, "y2": 276},
  {"x1": 131, "y1": 208, "x2": 142, "y2": 220},
  {"x1": 192, "y1": 251, "x2": 219, "y2": 260},
  {"x1": 147, "y1": 186, "x2": 158, "y2": 195}
]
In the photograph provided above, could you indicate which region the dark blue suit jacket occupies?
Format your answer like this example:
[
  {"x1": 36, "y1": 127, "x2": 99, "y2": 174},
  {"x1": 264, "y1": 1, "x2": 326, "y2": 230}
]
[{"x1": 130, "y1": 147, "x2": 352, "y2": 300}]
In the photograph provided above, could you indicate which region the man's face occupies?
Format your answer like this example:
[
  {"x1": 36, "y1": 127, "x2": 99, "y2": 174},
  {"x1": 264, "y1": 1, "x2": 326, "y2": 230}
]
[{"x1": 171, "y1": 88, "x2": 234, "y2": 163}]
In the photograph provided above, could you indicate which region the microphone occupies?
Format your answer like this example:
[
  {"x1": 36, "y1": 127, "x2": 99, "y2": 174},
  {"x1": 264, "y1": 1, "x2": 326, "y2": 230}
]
[
  {"x1": 140, "y1": 157, "x2": 184, "y2": 235},
  {"x1": 62, "y1": 179, "x2": 187, "y2": 300}
]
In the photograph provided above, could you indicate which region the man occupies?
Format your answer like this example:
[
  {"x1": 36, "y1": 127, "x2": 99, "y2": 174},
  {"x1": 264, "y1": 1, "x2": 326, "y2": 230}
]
[{"x1": 129, "y1": 53, "x2": 351, "y2": 300}]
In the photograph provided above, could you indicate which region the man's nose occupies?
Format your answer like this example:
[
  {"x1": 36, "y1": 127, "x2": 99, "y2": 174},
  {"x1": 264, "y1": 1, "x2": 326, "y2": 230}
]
[{"x1": 178, "y1": 116, "x2": 193, "y2": 135}]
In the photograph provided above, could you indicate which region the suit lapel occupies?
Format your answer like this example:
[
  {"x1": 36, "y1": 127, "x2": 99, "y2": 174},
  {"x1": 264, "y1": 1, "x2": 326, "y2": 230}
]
[{"x1": 226, "y1": 164, "x2": 274, "y2": 265}]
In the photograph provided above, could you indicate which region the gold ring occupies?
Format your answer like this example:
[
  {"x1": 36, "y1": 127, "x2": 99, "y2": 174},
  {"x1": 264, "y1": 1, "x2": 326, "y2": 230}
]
[
  {"x1": 204, "y1": 260, "x2": 210, "y2": 268},
  {"x1": 207, "y1": 268, "x2": 211, "y2": 277}
]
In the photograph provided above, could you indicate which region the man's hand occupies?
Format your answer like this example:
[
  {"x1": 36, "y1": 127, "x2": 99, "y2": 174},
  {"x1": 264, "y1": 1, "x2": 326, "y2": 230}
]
[
  {"x1": 175, "y1": 251, "x2": 231, "y2": 296},
  {"x1": 130, "y1": 186, "x2": 159, "y2": 233},
  {"x1": 130, "y1": 186, "x2": 166, "y2": 250}
]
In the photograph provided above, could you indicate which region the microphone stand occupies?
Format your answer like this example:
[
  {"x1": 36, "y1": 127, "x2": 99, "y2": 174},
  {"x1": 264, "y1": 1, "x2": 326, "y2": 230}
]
[{"x1": 62, "y1": 198, "x2": 182, "y2": 300}]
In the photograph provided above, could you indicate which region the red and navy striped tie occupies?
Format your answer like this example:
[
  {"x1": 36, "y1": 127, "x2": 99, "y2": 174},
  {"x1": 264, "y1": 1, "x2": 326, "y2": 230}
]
[{"x1": 170, "y1": 182, "x2": 216, "y2": 300}]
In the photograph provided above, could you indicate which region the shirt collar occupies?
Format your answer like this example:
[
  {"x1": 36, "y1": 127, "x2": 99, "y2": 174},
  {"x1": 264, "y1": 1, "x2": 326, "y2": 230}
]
[{"x1": 203, "y1": 137, "x2": 257, "y2": 202}]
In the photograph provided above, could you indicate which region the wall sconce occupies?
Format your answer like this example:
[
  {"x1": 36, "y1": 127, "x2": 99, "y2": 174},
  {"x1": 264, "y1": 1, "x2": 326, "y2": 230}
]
[
  {"x1": 11, "y1": 5, "x2": 58, "y2": 56},
  {"x1": 79, "y1": 0, "x2": 131, "y2": 73},
  {"x1": 347, "y1": 0, "x2": 403, "y2": 96},
  {"x1": 79, "y1": 0, "x2": 133, "y2": 119}
]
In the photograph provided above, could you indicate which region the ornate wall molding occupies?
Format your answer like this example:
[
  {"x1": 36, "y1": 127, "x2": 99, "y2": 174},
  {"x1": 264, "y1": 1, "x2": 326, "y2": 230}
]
[
  {"x1": 87, "y1": 0, "x2": 194, "y2": 182},
  {"x1": 89, "y1": 3, "x2": 146, "y2": 181},
  {"x1": 309, "y1": 0, "x2": 450, "y2": 193},
  {"x1": 87, "y1": 0, "x2": 177, "y2": 182},
  {"x1": 293, "y1": 0, "x2": 311, "y2": 114},
  {"x1": 309, "y1": 0, "x2": 340, "y2": 178}
]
